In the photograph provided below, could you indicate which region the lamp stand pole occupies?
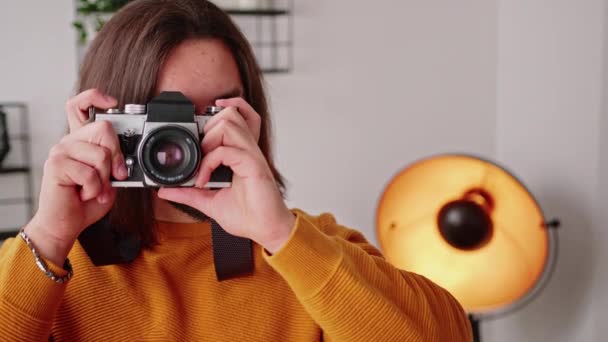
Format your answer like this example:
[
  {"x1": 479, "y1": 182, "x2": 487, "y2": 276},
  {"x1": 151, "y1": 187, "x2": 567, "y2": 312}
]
[{"x1": 469, "y1": 315, "x2": 481, "y2": 342}]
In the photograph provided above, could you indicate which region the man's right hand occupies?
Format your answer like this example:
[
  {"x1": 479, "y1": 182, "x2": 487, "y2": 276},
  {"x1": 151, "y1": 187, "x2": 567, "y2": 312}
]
[{"x1": 23, "y1": 89, "x2": 128, "y2": 266}]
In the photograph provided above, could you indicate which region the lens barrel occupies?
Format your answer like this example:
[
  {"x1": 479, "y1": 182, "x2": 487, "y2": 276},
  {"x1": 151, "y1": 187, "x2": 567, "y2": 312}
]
[{"x1": 139, "y1": 126, "x2": 201, "y2": 186}]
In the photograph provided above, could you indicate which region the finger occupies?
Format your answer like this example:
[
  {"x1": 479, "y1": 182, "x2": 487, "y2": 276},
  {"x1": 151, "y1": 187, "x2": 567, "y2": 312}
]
[
  {"x1": 203, "y1": 106, "x2": 250, "y2": 138},
  {"x1": 83, "y1": 187, "x2": 117, "y2": 219},
  {"x1": 201, "y1": 118, "x2": 256, "y2": 154},
  {"x1": 65, "y1": 89, "x2": 117, "y2": 131},
  {"x1": 62, "y1": 121, "x2": 127, "y2": 180},
  {"x1": 47, "y1": 156, "x2": 104, "y2": 202},
  {"x1": 195, "y1": 146, "x2": 265, "y2": 188},
  {"x1": 195, "y1": 146, "x2": 244, "y2": 188},
  {"x1": 215, "y1": 98, "x2": 262, "y2": 140},
  {"x1": 53, "y1": 142, "x2": 113, "y2": 188}
]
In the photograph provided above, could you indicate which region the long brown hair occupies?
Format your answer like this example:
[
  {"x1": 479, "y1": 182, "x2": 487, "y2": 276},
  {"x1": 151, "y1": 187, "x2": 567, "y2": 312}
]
[{"x1": 78, "y1": 0, "x2": 284, "y2": 246}]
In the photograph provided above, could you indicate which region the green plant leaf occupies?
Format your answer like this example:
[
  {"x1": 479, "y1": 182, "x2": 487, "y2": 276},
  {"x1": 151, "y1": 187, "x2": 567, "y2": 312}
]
[
  {"x1": 94, "y1": 15, "x2": 106, "y2": 32},
  {"x1": 72, "y1": 20, "x2": 88, "y2": 45},
  {"x1": 73, "y1": 0, "x2": 133, "y2": 43},
  {"x1": 76, "y1": 0, "x2": 133, "y2": 14}
]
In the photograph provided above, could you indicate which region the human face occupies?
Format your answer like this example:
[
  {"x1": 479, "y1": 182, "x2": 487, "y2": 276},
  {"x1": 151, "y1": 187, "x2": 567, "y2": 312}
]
[
  {"x1": 156, "y1": 38, "x2": 244, "y2": 113},
  {"x1": 155, "y1": 38, "x2": 244, "y2": 221}
]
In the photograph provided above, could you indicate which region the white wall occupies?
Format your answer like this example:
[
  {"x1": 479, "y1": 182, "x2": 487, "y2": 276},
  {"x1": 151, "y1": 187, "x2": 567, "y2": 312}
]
[
  {"x1": 0, "y1": 0, "x2": 77, "y2": 230},
  {"x1": 598, "y1": 48, "x2": 608, "y2": 340},
  {"x1": 269, "y1": 0, "x2": 497, "y2": 243},
  {"x1": 0, "y1": 0, "x2": 498, "y2": 239},
  {"x1": 270, "y1": 0, "x2": 608, "y2": 340},
  {"x1": 595, "y1": 3, "x2": 608, "y2": 336},
  {"x1": 488, "y1": 0, "x2": 605, "y2": 341}
]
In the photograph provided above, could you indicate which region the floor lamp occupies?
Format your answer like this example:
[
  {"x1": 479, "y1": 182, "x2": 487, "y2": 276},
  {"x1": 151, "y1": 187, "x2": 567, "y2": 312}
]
[{"x1": 376, "y1": 154, "x2": 559, "y2": 341}]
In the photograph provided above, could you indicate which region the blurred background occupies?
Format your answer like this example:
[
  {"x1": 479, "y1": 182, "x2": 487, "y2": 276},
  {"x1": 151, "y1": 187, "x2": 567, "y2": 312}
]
[{"x1": 0, "y1": 0, "x2": 606, "y2": 340}]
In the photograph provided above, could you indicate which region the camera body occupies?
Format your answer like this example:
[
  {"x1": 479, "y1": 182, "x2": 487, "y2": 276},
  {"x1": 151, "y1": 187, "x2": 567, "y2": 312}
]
[{"x1": 92, "y1": 91, "x2": 232, "y2": 188}]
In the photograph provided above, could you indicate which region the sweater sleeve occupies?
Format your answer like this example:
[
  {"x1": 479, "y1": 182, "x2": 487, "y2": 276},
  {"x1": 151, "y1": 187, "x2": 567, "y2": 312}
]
[
  {"x1": 263, "y1": 210, "x2": 472, "y2": 342},
  {"x1": 0, "y1": 236, "x2": 68, "y2": 341}
]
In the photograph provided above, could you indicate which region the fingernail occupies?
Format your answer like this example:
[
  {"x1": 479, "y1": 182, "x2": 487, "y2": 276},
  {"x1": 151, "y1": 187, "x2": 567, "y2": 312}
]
[
  {"x1": 122, "y1": 166, "x2": 128, "y2": 179},
  {"x1": 104, "y1": 94, "x2": 116, "y2": 103},
  {"x1": 118, "y1": 159, "x2": 128, "y2": 179}
]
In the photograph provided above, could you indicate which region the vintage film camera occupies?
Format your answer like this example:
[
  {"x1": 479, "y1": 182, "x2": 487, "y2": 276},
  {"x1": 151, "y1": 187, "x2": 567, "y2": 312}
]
[{"x1": 91, "y1": 91, "x2": 232, "y2": 188}]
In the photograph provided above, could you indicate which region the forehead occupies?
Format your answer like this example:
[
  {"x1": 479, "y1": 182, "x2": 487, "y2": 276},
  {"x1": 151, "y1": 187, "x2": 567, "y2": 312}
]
[{"x1": 156, "y1": 38, "x2": 243, "y2": 112}]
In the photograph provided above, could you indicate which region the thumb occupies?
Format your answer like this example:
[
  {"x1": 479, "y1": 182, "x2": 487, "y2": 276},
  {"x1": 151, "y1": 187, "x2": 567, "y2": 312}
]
[{"x1": 82, "y1": 188, "x2": 117, "y2": 232}]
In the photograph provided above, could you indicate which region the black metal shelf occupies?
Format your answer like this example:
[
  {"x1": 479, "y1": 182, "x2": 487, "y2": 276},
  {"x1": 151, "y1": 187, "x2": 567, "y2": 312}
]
[
  {"x1": 0, "y1": 103, "x2": 34, "y2": 239},
  {"x1": 225, "y1": 8, "x2": 290, "y2": 16},
  {"x1": 80, "y1": 7, "x2": 290, "y2": 16},
  {"x1": 75, "y1": 2, "x2": 294, "y2": 74},
  {"x1": 0, "y1": 166, "x2": 30, "y2": 174},
  {"x1": 227, "y1": 2, "x2": 294, "y2": 74},
  {"x1": 0, "y1": 230, "x2": 19, "y2": 240},
  {"x1": 261, "y1": 68, "x2": 291, "y2": 74}
]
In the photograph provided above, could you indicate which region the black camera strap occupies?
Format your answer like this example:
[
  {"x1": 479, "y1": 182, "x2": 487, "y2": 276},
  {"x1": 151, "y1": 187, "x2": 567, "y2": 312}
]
[
  {"x1": 210, "y1": 220, "x2": 254, "y2": 281},
  {"x1": 79, "y1": 217, "x2": 254, "y2": 281}
]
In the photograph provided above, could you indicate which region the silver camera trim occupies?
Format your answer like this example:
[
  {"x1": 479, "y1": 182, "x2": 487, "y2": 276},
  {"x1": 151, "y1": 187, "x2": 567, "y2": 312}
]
[{"x1": 97, "y1": 111, "x2": 230, "y2": 188}]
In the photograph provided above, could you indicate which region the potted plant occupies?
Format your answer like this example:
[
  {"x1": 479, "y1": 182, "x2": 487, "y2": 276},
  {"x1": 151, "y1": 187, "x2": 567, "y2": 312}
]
[{"x1": 73, "y1": 0, "x2": 133, "y2": 45}]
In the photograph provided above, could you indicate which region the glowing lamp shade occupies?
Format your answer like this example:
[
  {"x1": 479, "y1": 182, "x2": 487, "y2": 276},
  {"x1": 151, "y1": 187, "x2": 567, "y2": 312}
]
[{"x1": 376, "y1": 155, "x2": 551, "y2": 314}]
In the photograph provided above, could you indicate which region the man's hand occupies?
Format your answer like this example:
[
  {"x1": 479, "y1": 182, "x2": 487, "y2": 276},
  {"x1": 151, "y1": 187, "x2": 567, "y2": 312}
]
[
  {"x1": 157, "y1": 97, "x2": 295, "y2": 254},
  {"x1": 24, "y1": 89, "x2": 128, "y2": 266}
]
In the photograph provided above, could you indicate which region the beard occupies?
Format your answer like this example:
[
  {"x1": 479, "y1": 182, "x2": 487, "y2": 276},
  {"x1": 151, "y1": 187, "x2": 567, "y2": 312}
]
[{"x1": 168, "y1": 201, "x2": 211, "y2": 222}]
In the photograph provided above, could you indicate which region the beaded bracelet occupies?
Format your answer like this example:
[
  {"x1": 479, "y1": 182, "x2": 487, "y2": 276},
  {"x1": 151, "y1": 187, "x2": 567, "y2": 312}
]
[{"x1": 19, "y1": 230, "x2": 73, "y2": 284}]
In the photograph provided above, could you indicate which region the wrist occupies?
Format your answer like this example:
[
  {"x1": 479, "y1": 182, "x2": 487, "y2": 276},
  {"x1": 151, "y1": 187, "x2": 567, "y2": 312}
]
[
  {"x1": 261, "y1": 211, "x2": 296, "y2": 254},
  {"x1": 23, "y1": 220, "x2": 74, "y2": 266}
]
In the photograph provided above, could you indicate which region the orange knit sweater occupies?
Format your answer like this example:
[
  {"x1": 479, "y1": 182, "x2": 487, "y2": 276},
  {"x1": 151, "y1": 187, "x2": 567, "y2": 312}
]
[{"x1": 0, "y1": 209, "x2": 471, "y2": 341}]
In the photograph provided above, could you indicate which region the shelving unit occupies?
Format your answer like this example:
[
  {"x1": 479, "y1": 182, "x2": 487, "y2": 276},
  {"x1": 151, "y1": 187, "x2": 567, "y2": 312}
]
[
  {"x1": 0, "y1": 103, "x2": 34, "y2": 239},
  {"x1": 226, "y1": 2, "x2": 294, "y2": 73},
  {"x1": 74, "y1": 1, "x2": 294, "y2": 74},
  {"x1": 226, "y1": 8, "x2": 290, "y2": 16}
]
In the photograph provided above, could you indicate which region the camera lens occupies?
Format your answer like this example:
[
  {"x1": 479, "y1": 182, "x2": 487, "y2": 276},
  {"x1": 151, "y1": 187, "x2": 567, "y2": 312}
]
[
  {"x1": 153, "y1": 141, "x2": 184, "y2": 170},
  {"x1": 140, "y1": 126, "x2": 201, "y2": 186}
]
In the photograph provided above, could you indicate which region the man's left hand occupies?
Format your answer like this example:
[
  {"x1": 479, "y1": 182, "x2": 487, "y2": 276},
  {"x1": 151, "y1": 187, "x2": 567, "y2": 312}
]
[{"x1": 157, "y1": 97, "x2": 295, "y2": 254}]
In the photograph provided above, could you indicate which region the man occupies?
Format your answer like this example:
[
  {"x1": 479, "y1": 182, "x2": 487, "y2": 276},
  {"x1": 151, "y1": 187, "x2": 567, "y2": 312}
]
[{"x1": 0, "y1": 1, "x2": 472, "y2": 340}]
